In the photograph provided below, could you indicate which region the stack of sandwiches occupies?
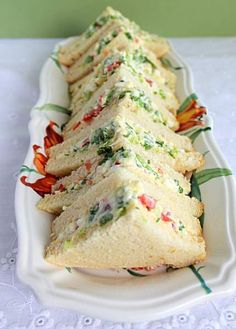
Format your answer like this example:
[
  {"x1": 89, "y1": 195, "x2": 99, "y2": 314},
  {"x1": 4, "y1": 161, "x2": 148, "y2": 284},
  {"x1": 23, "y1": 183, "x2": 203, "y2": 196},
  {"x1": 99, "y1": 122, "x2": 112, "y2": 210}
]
[{"x1": 39, "y1": 7, "x2": 206, "y2": 269}]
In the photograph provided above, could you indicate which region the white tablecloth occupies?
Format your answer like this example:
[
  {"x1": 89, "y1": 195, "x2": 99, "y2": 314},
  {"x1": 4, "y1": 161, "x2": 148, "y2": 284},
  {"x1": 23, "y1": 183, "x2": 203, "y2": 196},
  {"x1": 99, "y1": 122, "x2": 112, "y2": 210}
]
[{"x1": 0, "y1": 38, "x2": 236, "y2": 329}]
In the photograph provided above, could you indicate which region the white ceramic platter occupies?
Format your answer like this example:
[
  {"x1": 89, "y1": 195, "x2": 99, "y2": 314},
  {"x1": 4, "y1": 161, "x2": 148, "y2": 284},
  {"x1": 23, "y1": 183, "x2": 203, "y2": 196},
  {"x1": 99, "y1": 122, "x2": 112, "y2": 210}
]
[{"x1": 15, "y1": 37, "x2": 236, "y2": 322}]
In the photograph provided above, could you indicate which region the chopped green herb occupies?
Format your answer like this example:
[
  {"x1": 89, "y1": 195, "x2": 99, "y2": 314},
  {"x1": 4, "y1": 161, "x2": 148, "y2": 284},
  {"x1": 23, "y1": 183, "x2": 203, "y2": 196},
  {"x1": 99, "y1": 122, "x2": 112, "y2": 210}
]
[
  {"x1": 117, "y1": 88, "x2": 168, "y2": 126},
  {"x1": 65, "y1": 267, "x2": 72, "y2": 273},
  {"x1": 125, "y1": 31, "x2": 133, "y2": 40},
  {"x1": 155, "y1": 139, "x2": 164, "y2": 147},
  {"x1": 116, "y1": 194, "x2": 124, "y2": 209},
  {"x1": 85, "y1": 55, "x2": 94, "y2": 64},
  {"x1": 112, "y1": 147, "x2": 129, "y2": 161},
  {"x1": 104, "y1": 88, "x2": 116, "y2": 106},
  {"x1": 118, "y1": 90, "x2": 128, "y2": 100},
  {"x1": 84, "y1": 90, "x2": 93, "y2": 101},
  {"x1": 77, "y1": 228, "x2": 86, "y2": 238},
  {"x1": 135, "y1": 153, "x2": 158, "y2": 177},
  {"x1": 97, "y1": 146, "x2": 114, "y2": 163},
  {"x1": 112, "y1": 30, "x2": 118, "y2": 38},
  {"x1": 81, "y1": 187, "x2": 135, "y2": 231},
  {"x1": 100, "y1": 212, "x2": 113, "y2": 226},
  {"x1": 179, "y1": 221, "x2": 185, "y2": 231},
  {"x1": 179, "y1": 186, "x2": 184, "y2": 194},
  {"x1": 168, "y1": 146, "x2": 178, "y2": 158},
  {"x1": 91, "y1": 124, "x2": 116, "y2": 145},
  {"x1": 159, "y1": 89, "x2": 166, "y2": 100},
  {"x1": 132, "y1": 51, "x2": 157, "y2": 70},
  {"x1": 123, "y1": 121, "x2": 136, "y2": 138},
  {"x1": 118, "y1": 147, "x2": 129, "y2": 158},
  {"x1": 153, "y1": 110, "x2": 166, "y2": 125},
  {"x1": 67, "y1": 183, "x2": 80, "y2": 192},
  {"x1": 88, "y1": 203, "x2": 99, "y2": 223},
  {"x1": 174, "y1": 179, "x2": 184, "y2": 193},
  {"x1": 123, "y1": 121, "x2": 178, "y2": 159},
  {"x1": 85, "y1": 15, "x2": 115, "y2": 38},
  {"x1": 80, "y1": 178, "x2": 87, "y2": 185},
  {"x1": 115, "y1": 207, "x2": 127, "y2": 218},
  {"x1": 130, "y1": 90, "x2": 152, "y2": 112},
  {"x1": 143, "y1": 132, "x2": 155, "y2": 150},
  {"x1": 97, "y1": 30, "x2": 117, "y2": 55},
  {"x1": 64, "y1": 239, "x2": 73, "y2": 250}
]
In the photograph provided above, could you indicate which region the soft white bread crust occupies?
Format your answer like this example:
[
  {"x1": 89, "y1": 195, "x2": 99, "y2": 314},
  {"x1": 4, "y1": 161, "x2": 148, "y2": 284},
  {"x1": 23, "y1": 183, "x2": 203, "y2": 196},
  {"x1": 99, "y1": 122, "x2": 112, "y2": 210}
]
[
  {"x1": 45, "y1": 170, "x2": 205, "y2": 268},
  {"x1": 46, "y1": 211, "x2": 206, "y2": 269},
  {"x1": 144, "y1": 35, "x2": 170, "y2": 58},
  {"x1": 38, "y1": 191, "x2": 78, "y2": 215}
]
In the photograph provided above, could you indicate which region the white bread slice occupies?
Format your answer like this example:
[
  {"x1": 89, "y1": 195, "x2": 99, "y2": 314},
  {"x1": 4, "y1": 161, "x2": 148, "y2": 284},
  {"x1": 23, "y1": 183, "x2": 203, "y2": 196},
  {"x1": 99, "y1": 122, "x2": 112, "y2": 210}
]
[
  {"x1": 45, "y1": 116, "x2": 204, "y2": 177},
  {"x1": 69, "y1": 48, "x2": 179, "y2": 116},
  {"x1": 38, "y1": 147, "x2": 190, "y2": 214},
  {"x1": 58, "y1": 7, "x2": 127, "y2": 66},
  {"x1": 142, "y1": 33, "x2": 170, "y2": 59},
  {"x1": 68, "y1": 72, "x2": 93, "y2": 101},
  {"x1": 45, "y1": 169, "x2": 205, "y2": 268},
  {"x1": 63, "y1": 68, "x2": 179, "y2": 139},
  {"x1": 66, "y1": 21, "x2": 133, "y2": 83}
]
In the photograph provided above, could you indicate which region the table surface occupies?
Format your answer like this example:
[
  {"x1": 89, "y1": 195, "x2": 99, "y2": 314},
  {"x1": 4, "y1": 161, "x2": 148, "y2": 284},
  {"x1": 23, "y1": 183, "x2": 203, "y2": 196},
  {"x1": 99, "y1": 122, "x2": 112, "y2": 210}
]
[{"x1": 0, "y1": 38, "x2": 236, "y2": 329}]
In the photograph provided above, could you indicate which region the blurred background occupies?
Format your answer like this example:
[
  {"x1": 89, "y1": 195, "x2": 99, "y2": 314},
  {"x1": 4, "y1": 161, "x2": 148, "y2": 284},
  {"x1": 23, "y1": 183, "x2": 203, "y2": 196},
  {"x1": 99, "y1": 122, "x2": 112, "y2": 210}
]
[{"x1": 0, "y1": 0, "x2": 235, "y2": 38}]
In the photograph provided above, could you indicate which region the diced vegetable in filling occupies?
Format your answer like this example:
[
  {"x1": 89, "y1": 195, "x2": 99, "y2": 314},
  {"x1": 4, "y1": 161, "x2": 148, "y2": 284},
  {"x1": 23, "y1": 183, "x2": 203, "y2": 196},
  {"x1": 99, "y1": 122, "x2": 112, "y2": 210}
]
[
  {"x1": 84, "y1": 14, "x2": 121, "y2": 39},
  {"x1": 63, "y1": 185, "x2": 186, "y2": 250},
  {"x1": 86, "y1": 186, "x2": 135, "y2": 227},
  {"x1": 72, "y1": 85, "x2": 167, "y2": 132},
  {"x1": 66, "y1": 120, "x2": 179, "y2": 163},
  {"x1": 123, "y1": 122, "x2": 178, "y2": 158},
  {"x1": 80, "y1": 49, "x2": 169, "y2": 108},
  {"x1": 56, "y1": 147, "x2": 183, "y2": 195},
  {"x1": 84, "y1": 26, "x2": 135, "y2": 65}
]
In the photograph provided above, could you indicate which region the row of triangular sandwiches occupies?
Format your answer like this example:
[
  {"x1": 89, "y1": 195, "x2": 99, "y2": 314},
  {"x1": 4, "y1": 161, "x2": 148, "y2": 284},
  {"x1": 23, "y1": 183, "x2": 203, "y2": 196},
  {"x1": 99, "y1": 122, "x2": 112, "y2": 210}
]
[{"x1": 41, "y1": 7, "x2": 206, "y2": 269}]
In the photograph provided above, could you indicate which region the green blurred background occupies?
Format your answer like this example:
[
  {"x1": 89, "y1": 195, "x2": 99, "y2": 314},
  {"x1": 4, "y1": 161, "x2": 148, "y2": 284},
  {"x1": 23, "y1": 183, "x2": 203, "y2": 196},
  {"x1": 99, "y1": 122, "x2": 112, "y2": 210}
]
[{"x1": 0, "y1": 0, "x2": 235, "y2": 38}]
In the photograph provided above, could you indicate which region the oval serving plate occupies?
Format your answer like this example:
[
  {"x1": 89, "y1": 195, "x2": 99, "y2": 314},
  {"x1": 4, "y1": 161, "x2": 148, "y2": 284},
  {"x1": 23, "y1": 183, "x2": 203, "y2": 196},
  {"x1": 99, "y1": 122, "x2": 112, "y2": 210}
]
[{"x1": 15, "y1": 37, "x2": 236, "y2": 322}]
